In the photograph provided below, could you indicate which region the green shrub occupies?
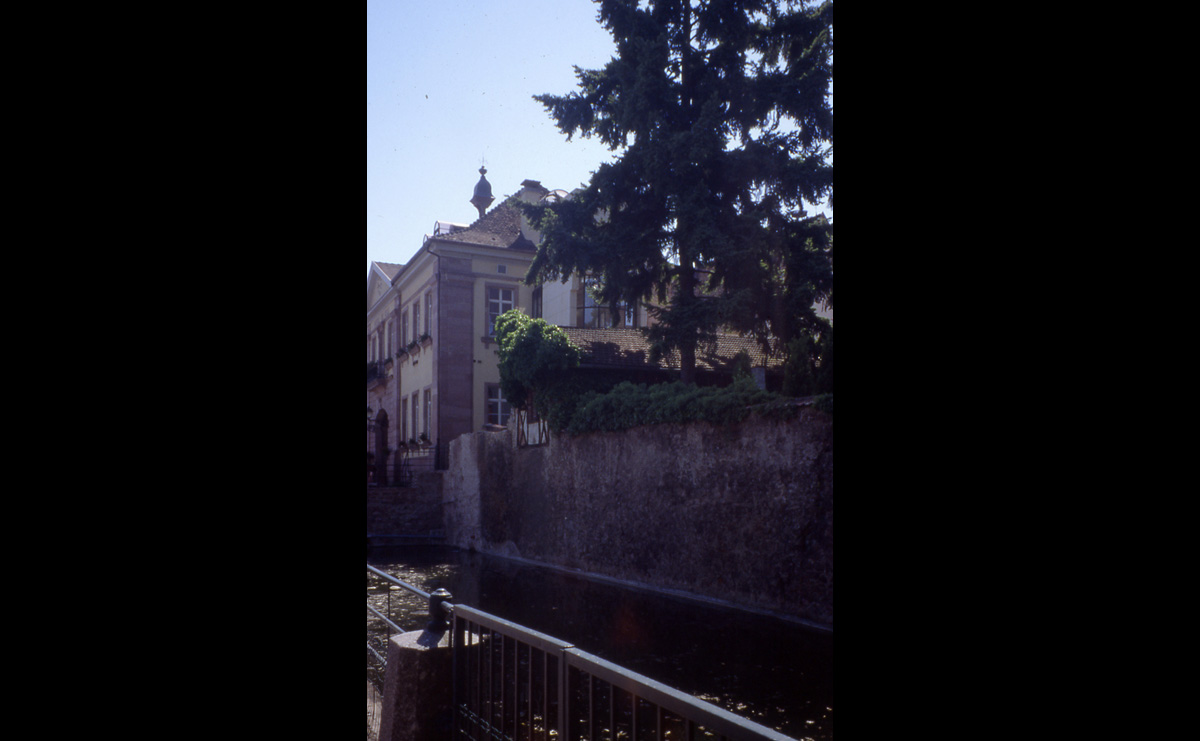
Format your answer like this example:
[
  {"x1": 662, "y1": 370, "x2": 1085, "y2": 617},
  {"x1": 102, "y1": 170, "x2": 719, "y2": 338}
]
[{"x1": 560, "y1": 375, "x2": 805, "y2": 434}]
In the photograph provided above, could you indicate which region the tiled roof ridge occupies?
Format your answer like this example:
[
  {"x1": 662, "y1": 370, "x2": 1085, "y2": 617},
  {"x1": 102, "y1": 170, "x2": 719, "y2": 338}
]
[
  {"x1": 431, "y1": 196, "x2": 526, "y2": 249},
  {"x1": 559, "y1": 326, "x2": 783, "y2": 371}
]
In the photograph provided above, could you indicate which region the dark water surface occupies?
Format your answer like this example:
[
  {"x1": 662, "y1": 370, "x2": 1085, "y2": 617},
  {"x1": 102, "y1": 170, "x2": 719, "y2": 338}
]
[{"x1": 367, "y1": 545, "x2": 832, "y2": 740}]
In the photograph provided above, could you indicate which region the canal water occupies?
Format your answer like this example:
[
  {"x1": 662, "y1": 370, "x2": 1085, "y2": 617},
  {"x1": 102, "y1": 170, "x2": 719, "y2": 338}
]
[{"x1": 366, "y1": 545, "x2": 832, "y2": 740}]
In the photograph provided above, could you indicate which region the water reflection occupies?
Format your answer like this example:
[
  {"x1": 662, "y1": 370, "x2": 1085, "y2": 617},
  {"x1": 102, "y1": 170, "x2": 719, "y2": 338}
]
[{"x1": 367, "y1": 546, "x2": 832, "y2": 740}]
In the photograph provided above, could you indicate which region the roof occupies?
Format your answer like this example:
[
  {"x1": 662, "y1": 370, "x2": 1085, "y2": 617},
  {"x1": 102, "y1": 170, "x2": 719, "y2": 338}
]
[
  {"x1": 428, "y1": 197, "x2": 536, "y2": 251},
  {"x1": 374, "y1": 262, "x2": 404, "y2": 281},
  {"x1": 559, "y1": 327, "x2": 784, "y2": 372}
]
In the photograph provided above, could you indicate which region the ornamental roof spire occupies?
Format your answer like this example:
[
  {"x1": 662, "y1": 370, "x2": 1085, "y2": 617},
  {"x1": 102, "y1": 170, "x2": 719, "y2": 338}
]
[{"x1": 470, "y1": 165, "x2": 495, "y2": 219}]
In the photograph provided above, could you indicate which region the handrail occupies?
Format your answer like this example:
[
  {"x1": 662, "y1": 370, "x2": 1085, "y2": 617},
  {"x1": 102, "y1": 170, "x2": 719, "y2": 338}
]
[
  {"x1": 366, "y1": 563, "x2": 431, "y2": 601},
  {"x1": 366, "y1": 564, "x2": 454, "y2": 628},
  {"x1": 366, "y1": 603, "x2": 406, "y2": 637},
  {"x1": 563, "y1": 647, "x2": 797, "y2": 741},
  {"x1": 448, "y1": 599, "x2": 796, "y2": 740}
]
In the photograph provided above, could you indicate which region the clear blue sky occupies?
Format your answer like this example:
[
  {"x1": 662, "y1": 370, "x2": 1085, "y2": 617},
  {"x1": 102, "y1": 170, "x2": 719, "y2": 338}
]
[
  {"x1": 367, "y1": 0, "x2": 831, "y2": 279},
  {"x1": 367, "y1": 0, "x2": 621, "y2": 276}
]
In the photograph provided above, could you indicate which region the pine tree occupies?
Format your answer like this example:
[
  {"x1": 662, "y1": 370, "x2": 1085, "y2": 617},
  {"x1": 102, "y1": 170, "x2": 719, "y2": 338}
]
[{"x1": 521, "y1": 0, "x2": 833, "y2": 385}]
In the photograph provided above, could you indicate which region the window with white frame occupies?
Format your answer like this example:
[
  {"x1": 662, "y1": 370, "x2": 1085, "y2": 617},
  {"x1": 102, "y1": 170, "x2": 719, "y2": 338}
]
[
  {"x1": 487, "y1": 287, "x2": 514, "y2": 336},
  {"x1": 423, "y1": 389, "x2": 432, "y2": 440},
  {"x1": 486, "y1": 385, "x2": 510, "y2": 427}
]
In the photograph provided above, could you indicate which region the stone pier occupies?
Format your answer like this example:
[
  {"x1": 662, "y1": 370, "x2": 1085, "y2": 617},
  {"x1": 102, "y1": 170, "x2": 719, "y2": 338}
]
[{"x1": 376, "y1": 628, "x2": 453, "y2": 741}]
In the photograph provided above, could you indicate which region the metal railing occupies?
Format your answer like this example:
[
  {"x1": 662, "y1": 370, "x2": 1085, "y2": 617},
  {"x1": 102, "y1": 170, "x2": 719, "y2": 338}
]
[
  {"x1": 366, "y1": 562, "x2": 796, "y2": 740},
  {"x1": 450, "y1": 601, "x2": 795, "y2": 740},
  {"x1": 366, "y1": 441, "x2": 449, "y2": 487},
  {"x1": 366, "y1": 565, "x2": 453, "y2": 693},
  {"x1": 366, "y1": 564, "x2": 796, "y2": 741}
]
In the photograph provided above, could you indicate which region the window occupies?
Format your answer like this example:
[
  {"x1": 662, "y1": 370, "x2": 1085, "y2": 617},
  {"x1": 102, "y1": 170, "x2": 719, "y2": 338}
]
[
  {"x1": 411, "y1": 392, "x2": 419, "y2": 442},
  {"x1": 487, "y1": 287, "x2": 514, "y2": 336},
  {"x1": 401, "y1": 310, "x2": 409, "y2": 347},
  {"x1": 412, "y1": 301, "x2": 420, "y2": 343},
  {"x1": 423, "y1": 389, "x2": 432, "y2": 439},
  {"x1": 424, "y1": 292, "x2": 432, "y2": 336},
  {"x1": 385, "y1": 320, "x2": 393, "y2": 357},
  {"x1": 497, "y1": 264, "x2": 507, "y2": 274},
  {"x1": 486, "y1": 385, "x2": 510, "y2": 427},
  {"x1": 401, "y1": 398, "x2": 408, "y2": 442},
  {"x1": 578, "y1": 278, "x2": 635, "y2": 327},
  {"x1": 532, "y1": 287, "x2": 543, "y2": 319}
]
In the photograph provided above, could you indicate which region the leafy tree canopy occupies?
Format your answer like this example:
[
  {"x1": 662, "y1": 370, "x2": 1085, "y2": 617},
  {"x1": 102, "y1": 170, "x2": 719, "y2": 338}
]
[
  {"x1": 494, "y1": 310, "x2": 583, "y2": 417},
  {"x1": 520, "y1": 0, "x2": 834, "y2": 385}
]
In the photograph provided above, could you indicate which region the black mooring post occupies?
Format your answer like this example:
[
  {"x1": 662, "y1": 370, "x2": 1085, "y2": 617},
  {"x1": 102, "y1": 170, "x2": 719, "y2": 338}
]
[{"x1": 428, "y1": 588, "x2": 452, "y2": 632}]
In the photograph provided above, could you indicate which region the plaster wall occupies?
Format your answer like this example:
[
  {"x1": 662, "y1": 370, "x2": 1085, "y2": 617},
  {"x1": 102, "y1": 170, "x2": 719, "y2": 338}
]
[{"x1": 538, "y1": 276, "x2": 579, "y2": 326}]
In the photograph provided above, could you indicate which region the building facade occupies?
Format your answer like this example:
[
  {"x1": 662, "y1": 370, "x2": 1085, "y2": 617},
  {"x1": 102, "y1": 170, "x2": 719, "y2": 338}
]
[
  {"x1": 367, "y1": 173, "x2": 554, "y2": 481},
  {"x1": 368, "y1": 169, "x2": 820, "y2": 480}
]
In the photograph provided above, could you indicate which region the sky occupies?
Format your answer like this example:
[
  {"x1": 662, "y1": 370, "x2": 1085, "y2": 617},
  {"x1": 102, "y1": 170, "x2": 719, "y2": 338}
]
[{"x1": 367, "y1": 0, "x2": 622, "y2": 277}]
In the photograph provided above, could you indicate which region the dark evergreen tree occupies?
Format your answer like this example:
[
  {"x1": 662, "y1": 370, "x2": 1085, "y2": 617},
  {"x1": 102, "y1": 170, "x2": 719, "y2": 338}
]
[{"x1": 521, "y1": 0, "x2": 833, "y2": 385}]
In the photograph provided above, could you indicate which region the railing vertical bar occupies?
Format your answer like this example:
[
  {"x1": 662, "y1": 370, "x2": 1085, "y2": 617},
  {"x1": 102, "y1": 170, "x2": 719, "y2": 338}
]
[
  {"x1": 463, "y1": 617, "x2": 471, "y2": 741},
  {"x1": 509, "y1": 635, "x2": 515, "y2": 738},
  {"x1": 509, "y1": 636, "x2": 516, "y2": 740},
  {"x1": 474, "y1": 622, "x2": 483, "y2": 741},
  {"x1": 526, "y1": 643, "x2": 533, "y2": 741},
  {"x1": 464, "y1": 620, "x2": 472, "y2": 741},
  {"x1": 540, "y1": 649, "x2": 547, "y2": 741},
  {"x1": 631, "y1": 691, "x2": 638, "y2": 741},
  {"x1": 468, "y1": 619, "x2": 475, "y2": 741},
  {"x1": 588, "y1": 672, "x2": 595, "y2": 741},
  {"x1": 520, "y1": 637, "x2": 525, "y2": 733},
  {"x1": 557, "y1": 655, "x2": 566, "y2": 741},
  {"x1": 610, "y1": 680, "x2": 616, "y2": 741},
  {"x1": 474, "y1": 621, "x2": 481, "y2": 741},
  {"x1": 513, "y1": 640, "x2": 520, "y2": 741},
  {"x1": 451, "y1": 614, "x2": 459, "y2": 738},
  {"x1": 485, "y1": 628, "x2": 492, "y2": 738},
  {"x1": 499, "y1": 632, "x2": 506, "y2": 737},
  {"x1": 498, "y1": 630, "x2": 504, "y2": 737}
]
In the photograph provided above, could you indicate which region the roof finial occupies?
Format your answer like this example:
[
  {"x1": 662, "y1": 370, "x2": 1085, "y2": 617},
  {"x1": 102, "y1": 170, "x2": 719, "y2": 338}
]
[{"x1": 470, "y1": 163, "x2": 495, "y2": 219}]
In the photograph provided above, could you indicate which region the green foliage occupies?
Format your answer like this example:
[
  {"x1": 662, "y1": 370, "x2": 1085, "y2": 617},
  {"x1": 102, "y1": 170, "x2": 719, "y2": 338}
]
[
  {"x1": 563, "y1": 375, "x2": 793, "y2": 434},
  {"x1": 781, "y1": 323, "x2": 833, "y2": 397},
  {"x1": 731, "y1": 350, "x2": 753, "y2": 380},
  {"x1": 522, "y1": 0, "x2": 835, "y2": 382},
  {"x1": 494, "y1": 310, "x2": 582, "y2": 416}
]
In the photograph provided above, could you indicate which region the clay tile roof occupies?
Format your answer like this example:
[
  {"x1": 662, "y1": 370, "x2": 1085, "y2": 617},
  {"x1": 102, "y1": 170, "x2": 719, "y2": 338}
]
[
  {"x1": 375, "y1": 262, "x2": 404, "y2": 281},
  {"x1": 432, "y1": 198, "x2": 535, "y2": 251},
  {"x1": 559, "y1": 327, "x2": 783, "y2": 372}
]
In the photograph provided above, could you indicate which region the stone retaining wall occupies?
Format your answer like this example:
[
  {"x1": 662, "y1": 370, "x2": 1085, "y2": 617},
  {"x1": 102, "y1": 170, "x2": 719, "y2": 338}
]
[
  {"x1": 367, "y1": 473, "x2": 444, "y2": 536},
  {"x1": 443, "y1": 409, "x2": 833, "y2": 626}
]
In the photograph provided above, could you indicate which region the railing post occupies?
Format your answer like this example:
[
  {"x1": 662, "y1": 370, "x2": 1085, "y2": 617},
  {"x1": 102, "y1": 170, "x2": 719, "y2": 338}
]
[
  {"x1": 378, "y1": 589, "x2": 455, "y2": 741},
  {"x1": 427, "y1": 588, "x2": 452, "y2": 632}
]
